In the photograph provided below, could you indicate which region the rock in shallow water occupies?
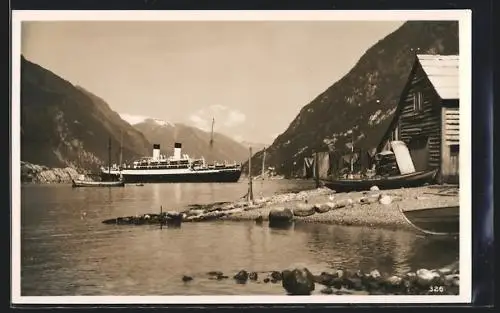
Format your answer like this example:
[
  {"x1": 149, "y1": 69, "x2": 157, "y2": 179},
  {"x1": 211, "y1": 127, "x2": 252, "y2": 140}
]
[
  {"x1": 320, "y1": 287, "x2": 334, "y2": 294},
  {"x1": 269, "y1": 207, "x2": 294, "y2": 227},
  {"x1": 416, "y1": 269, "x2": 441, "y2": 287},
  {"x1": 182, "y1": 275, "x2": 193, "y2": 282},
  {"x1": 271, "y1": 271, "x2": 283, "y2": 281},
  {"x1": 249, "y1": 272, "x2": 258, "y2": 281},
  {"x1": 282, "y1": 268, "x2": 315, "y2": 295},
  {"x1": 233, "y1": 270, "x2": 249, "y2": 283}
]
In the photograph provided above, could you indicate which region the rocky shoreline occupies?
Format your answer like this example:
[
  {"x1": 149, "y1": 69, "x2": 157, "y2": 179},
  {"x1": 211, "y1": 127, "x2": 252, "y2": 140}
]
[
  {"x1": 21, "y1": 161, "x2": 81, "y2": 184},
  {"x1": 179, "y1": 261, "x2": 460, "y2": 295},
  {"x1": 102, "y1": 185, "x2": 459, "y2": 231}
]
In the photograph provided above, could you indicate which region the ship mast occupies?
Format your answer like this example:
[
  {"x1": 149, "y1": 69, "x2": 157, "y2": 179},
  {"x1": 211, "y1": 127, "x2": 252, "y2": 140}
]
[
  {"x1": 209, "y1": 117, "x2": 214, "y2": 165},
  {"x1": 119, "y1": 131, "x2": 123, "y2": 168},
  {"x1": 209, "y1": 117, "x2": 215, "y2": 148},
  {"x1": 108, "y1": 137, "x2": 112, "y2": 176}
]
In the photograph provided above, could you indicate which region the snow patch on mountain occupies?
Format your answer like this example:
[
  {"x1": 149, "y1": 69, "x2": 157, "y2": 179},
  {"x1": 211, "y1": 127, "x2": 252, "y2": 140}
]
[{"x1": 120, "y1": 113, "x2": 174, "y2": 127}]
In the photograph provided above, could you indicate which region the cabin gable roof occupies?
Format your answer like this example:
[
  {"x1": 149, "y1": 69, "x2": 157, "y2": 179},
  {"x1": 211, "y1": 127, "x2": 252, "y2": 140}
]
[
  {"x1": 416, "y1": 54, "x2": 459, "y2": 100},
  {"x1": 377, "y1": 54, "x2": 459, "y2": 151}
]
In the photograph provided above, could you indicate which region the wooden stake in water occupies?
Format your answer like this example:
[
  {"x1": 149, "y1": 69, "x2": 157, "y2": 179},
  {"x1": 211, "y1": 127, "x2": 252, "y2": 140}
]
[
  {"x1": 160, "y1": 205, "x2": 163, "y2": 230},
  {"x1": 248, "y1": 147, "x2": 254, "y2": 203}
]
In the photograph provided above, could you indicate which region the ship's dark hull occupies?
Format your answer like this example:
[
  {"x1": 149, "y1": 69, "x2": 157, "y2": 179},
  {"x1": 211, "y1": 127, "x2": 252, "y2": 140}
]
[{"x1": 115, "y1": 170, "x2": 242, "y2": 184}]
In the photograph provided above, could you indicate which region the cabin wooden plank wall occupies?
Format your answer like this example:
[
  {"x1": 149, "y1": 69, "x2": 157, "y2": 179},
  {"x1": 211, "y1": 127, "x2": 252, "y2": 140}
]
[{"x1": 396, "y1": 63, "x2": 442, "y2": 172}]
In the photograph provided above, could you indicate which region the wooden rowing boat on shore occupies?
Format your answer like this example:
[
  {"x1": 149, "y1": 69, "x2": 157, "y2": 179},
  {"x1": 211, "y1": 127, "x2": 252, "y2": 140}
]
[
  {"x1": 399, "y1": 205, "x2": 459, "y2": 235},
  {"x1": 72, "y1": 179, "x2": 125, "y2": 188},
  {"x1": 320, "y1": 169, "x2": 438, "y2": 192}
]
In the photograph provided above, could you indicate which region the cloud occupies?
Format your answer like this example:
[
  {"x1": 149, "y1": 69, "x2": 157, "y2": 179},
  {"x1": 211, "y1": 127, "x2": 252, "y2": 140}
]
[
  {"x1": 224, "y1": 110, "x2": 246, "y2": 127},
  {"x1": 232, "y1": 134, "x2": 244, "y2": 142},
  {"x1": 188, "y1": 114, "x2": 210, "y2": 131},
  {"x1": 210, "y1": 104, "x2": 228, "y2": 112},
  {"x1": 187, "y1": 105, "x2": 246, "y2": 131}
]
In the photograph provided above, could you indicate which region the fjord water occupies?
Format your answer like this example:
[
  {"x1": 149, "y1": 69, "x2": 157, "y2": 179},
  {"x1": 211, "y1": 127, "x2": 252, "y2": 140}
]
[{"x1": 20, "y1": 181, "x2": 458, "y2": 296}]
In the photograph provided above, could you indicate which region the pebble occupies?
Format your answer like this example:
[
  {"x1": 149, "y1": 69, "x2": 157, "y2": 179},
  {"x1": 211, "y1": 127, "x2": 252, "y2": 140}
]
[
  {"x1": 416, "y1": 269, "x2": 440, "y2": 287},
  {"x1": 320, "y1": 287, "x2": 334, "y2": 294},
  {"x1": 379, "y1": 195, "x2": 392, "y2": 205},
  {"x1": 369, "y1": 269, "x2": 381, "y2": 279},
  {"x1": 182, "y1": 275, "x2": 193, "y2": 282},
  {"x1": 249, "y1": 272, "x2": 258, "y2": 281}
]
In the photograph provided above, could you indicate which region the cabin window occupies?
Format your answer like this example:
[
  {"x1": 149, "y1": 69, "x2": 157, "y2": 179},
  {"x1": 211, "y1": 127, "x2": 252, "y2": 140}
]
[{"x1": 413, "y1": 91, "x2": 423, "y2": 112}]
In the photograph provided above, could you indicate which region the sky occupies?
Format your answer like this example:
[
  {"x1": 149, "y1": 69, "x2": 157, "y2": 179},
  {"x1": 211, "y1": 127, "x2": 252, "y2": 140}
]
[{"x1": 21, "y1": 20, "x2": 404, "y2": 144}]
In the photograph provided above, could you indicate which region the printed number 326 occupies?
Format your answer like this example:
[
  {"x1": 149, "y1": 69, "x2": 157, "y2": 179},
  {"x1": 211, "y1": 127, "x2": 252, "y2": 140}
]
[{"x1": 429, "y1": 286, "x2": 445, "y2": 293}]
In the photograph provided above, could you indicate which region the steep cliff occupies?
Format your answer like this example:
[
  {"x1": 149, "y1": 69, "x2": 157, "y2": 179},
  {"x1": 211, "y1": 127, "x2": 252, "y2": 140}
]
[
  {"x1": 20, "y1": 56, "x2": 152, "y2": 171},
  {"x1": 244, "y1": 21, "x2": 459, "y2": 176}
]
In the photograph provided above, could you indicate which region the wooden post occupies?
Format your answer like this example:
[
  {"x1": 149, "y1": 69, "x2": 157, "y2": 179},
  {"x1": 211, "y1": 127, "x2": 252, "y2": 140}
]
[
  {"x1": 160, "y1": 205, "x2": 163, "y2": 230},
  {"x1": 261, "y1": 147, "x2": 266, "y2": 179},
  {"x1": 248, "y1": 147, "x2": 254, "y2": 202},
  {"x1": 314, "y1": 150, "x2": 320, "y2": 188}
]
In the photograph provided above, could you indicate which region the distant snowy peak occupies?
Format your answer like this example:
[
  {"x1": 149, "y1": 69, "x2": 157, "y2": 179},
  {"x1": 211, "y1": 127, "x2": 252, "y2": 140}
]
[
  {"x1": 119, "y1": 113, "x2": 174, "y2": 127},
  {"x1": 148, "y1": 118, "x2": 174, "y2": 127}
]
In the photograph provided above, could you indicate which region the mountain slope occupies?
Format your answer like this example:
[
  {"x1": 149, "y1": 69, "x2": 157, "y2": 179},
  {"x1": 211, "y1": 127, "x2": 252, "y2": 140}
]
[
  {"x1": 133, "y1": 119, "x2": 250, "y2": 163},
  {"x1": 20, "y1": 56, "x2": 151, "y2": 170},
  {"x1": 245, "y1": 21, "x2": 459, "y2": 176}
]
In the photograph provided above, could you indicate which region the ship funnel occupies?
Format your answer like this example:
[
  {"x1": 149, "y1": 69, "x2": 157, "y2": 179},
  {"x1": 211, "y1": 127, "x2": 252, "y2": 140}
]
[
  {"x1": 152, "y1": 144, "x2": 161, "y2": 160},
  {"x1": 174, "y1": 142, "x2": 182, "y2": 159}
]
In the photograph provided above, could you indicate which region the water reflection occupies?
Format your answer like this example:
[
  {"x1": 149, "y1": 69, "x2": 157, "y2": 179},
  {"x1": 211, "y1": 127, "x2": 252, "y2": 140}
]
[
  {"x1": 21, "y1": 181, "x2": 458, "y2": 296},
  {"x1": 293, "y1": 222, "x2": 458, "y2": 275}
]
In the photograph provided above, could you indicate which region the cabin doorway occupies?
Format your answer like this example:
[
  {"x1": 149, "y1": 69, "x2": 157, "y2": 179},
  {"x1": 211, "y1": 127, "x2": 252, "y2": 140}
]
[
  {"x1": 408, "y1": 136, "x2": 429, "y2": 171},
  {"x1": 448, "y1": 144, "x2": 459, "y2": 184}
]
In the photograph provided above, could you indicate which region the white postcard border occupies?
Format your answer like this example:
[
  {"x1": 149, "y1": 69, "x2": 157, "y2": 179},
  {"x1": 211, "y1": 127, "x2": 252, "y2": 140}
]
[{"x1": 11, "y1": 9, "x2": 472, "y2": 305}]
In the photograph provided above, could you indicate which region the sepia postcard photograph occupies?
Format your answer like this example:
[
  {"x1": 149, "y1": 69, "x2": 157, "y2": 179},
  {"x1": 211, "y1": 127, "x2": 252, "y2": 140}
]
[{"x1": 11, "y1": 10, "x2": 471, "y2": 305}]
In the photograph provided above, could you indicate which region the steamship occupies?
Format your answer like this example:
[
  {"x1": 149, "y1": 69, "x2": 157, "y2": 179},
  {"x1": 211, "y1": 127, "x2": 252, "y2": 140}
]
[{"x1": 100, "y1": 143, "x2": 242, "y2": 184}]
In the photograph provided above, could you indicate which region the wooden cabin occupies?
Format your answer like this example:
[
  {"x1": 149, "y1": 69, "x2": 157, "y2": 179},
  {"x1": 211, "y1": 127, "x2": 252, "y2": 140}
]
[{"x1": 378, "y1": 54, "x2": 459, "y2": 184}]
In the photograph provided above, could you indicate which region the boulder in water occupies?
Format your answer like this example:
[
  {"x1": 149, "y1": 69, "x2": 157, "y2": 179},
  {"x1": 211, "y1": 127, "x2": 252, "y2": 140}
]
[
  {"x1": 182, "y1": 275, "x2": 193, "y2": 282},
  {"x1": 282, "y1": 268, "x2": 315, "y2": 295},
  {"x1": 416, "y1": 269, "x2": 441, "y2": 287},
  {"x1": 271, "y1": 271, "x2": 283, "y2": 281},
  {"x1": 320, "y1": 287, "x2": 334, "y2": 294},
  {"x1": 314, "y1": 272, "x2": 335, "y2": 286},
  {"x1": 255, "y1": 215, "x2": 264, "y2": 224},
  {"x1": 233, "y1": 270, "x2": 249, "y2": 284},
  {"x1": 370, "y1": 185, "x2": 380, "y2": 191},
  {"x1": 269, "y1": 207, "x2": 293, "y2": 227},
  {"x1": 249, "y1": 272, "x2": 258, "y2": 281}
]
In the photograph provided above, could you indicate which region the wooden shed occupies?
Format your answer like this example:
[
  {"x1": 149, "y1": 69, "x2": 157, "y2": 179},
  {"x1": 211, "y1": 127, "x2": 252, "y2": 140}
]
[{"x1": 378, "y1": 54, "x2": 459, "y2": 184}]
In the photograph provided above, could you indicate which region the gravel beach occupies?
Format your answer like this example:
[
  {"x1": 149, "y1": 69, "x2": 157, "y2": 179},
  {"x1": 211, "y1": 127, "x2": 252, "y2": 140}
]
[
  {"x1": 103, "y1": 184, "x2": 459, "y2": 232},
  {"x1": 222, "y1": 185, "x2": 459, "y2": 231}
]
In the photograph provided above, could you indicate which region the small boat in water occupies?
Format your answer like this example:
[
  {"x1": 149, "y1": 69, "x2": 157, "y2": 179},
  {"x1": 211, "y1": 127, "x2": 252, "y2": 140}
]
[
  {"x1": 399, "y1": 205, "x2": 459, "y2": 235},
  {"x1": 321, "y1": 169, "x2": 438, "y2": 192},
  {"x1": 72, "y1": 175, "x2": 125, "y2": 188}
]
